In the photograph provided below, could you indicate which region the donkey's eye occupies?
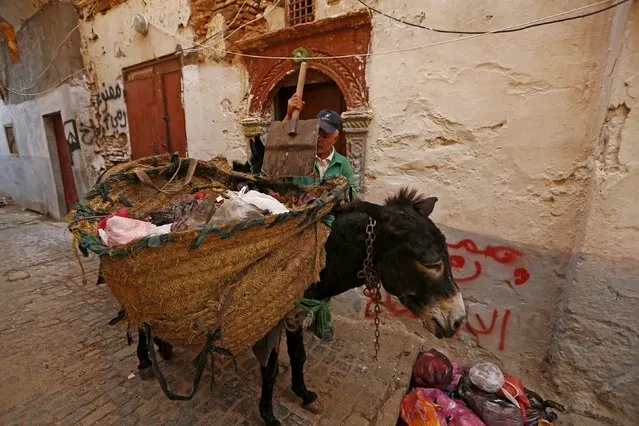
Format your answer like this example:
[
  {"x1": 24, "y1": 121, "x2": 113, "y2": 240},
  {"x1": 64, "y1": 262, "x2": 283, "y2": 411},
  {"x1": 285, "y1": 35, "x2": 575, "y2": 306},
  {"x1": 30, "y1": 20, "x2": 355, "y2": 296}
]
[
  {"x1": 421, "y1": 260, "x2": 443, "y2": 269},
  {"x1": 413, "y1": 259, "x2": 444, "y2": 276}
]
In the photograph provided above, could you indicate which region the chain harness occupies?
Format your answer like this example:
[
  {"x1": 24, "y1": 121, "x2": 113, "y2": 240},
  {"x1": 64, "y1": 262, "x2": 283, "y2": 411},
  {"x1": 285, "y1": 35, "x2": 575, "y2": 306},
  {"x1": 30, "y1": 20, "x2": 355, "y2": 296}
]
[{"x1": 357, "y1": 217, "x2": 382, "y2": 360}]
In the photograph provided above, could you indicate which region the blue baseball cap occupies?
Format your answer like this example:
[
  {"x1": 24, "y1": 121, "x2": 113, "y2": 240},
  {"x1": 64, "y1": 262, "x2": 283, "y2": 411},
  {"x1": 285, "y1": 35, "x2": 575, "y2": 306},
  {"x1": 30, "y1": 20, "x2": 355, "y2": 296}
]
[{"x1": 317, "y1": 109, "x2": 342, "y2": 133}]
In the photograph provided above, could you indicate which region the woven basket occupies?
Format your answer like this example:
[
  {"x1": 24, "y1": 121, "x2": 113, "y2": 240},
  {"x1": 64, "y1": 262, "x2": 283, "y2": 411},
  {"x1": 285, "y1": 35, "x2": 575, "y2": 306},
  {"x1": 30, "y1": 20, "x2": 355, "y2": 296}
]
[{"x1": 67, "y1": 154, "x2": 347, "y2": 355}]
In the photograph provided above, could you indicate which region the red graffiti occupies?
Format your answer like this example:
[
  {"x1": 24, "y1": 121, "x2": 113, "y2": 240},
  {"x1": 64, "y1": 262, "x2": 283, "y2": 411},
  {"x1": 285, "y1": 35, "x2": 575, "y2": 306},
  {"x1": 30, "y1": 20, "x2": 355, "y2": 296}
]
[
  {"x1": 513, "y1": 267, "x2": 530, "y2": 285},
  {"x1": 364, "y1": 291, "x2": 417, "y2": 319},
  {"x1": 448, "y1": 239, "x2": 522, "y2": 265},
  {"x1": 465, "y1": 309, "x2": 512, "y2": 351},
  {"x1": 456, "y1": 261, "x2": 482, "y2": 283},
  {"x1": 448, "y1": 239, "x2": 531, "y2": 285}
]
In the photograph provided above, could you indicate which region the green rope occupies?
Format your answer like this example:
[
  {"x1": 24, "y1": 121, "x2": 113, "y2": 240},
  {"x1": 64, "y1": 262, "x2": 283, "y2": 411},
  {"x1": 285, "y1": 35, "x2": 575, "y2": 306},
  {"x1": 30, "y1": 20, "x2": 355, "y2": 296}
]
[{"x1": 297, "y1": 298, "x2": 332, "y2": 340}]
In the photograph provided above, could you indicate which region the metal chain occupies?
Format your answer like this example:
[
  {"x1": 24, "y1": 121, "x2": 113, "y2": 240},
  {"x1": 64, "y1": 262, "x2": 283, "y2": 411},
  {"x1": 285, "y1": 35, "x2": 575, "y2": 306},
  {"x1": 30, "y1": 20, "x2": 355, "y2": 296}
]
[{"x1": 357, "y1": 217, "x2": 382, "y2": 360}]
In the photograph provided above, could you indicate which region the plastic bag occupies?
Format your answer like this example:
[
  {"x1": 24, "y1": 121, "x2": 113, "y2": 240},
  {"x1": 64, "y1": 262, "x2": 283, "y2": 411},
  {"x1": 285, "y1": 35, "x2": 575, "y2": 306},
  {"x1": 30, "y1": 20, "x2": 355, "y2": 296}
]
[
  {"x1": 98, "y1": 207, "x2": 129, "y2": 229},
  {"x1": 400, "y1": 389, "x2": 445, "y2": 425},
  {"x1": 99, "y1": 216, "x2": 172, "y2": 246},
  {"x1": 497, "y1": 376, "x2": 531, "y2": 420},
  {"x1": 418, "y1": 389, "x2": 486, "y2": 426},
  {"x1": 458, "y1": 377, "x2": 523, "y2": 426},
  {"x1": 208, "y1": 191, "x2": 264, "y2": 228},
  {"x1": 523, "y1": 388, "x2": 564, "y2": 426},
  {"x1": 171, "y1": 198, "x2": 219, "y2": 231},
  {"x1": 412, "y1": 349, "x2": 454, "y2": 389},
  {"x1": 235, "y1": 187, "x2": 289, "y2": 214},
  {"x1": 469, "y1": 363, "x2": 519, "y2": 407}
]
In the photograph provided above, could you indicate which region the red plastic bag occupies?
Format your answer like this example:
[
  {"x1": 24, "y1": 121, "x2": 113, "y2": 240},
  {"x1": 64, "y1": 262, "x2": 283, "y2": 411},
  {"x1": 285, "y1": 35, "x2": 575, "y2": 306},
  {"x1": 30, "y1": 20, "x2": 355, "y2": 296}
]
[
  {"x1": 412, "y1": 349, "x2": 454, "y2": 389},
  {"x1": 418, "y1": 389, "x2": 486, "y2": 426},
  {"x1": 97, "y1": 207, "x2": 129, "y2": 230}
]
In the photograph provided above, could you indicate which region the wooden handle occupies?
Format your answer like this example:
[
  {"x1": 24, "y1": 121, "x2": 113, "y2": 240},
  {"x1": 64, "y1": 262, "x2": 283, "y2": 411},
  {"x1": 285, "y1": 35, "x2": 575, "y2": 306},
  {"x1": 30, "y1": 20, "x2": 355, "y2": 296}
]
[{"x1": 291, "y1": 61, "x2": 308, "y2": 122}]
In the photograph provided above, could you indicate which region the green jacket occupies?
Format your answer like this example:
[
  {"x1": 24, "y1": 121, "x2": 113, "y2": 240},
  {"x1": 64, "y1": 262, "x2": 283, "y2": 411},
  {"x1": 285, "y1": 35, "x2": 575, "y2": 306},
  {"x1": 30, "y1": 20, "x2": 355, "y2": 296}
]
[{"x1": 288, "y1": 151, "x2": 358, "y2": 226}]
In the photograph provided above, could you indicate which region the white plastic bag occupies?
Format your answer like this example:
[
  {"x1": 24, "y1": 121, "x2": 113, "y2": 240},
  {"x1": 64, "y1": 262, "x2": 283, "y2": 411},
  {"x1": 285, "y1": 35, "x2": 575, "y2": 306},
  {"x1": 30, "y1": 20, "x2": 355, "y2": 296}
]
[
  {"x1": 236, "y1": 187, "x2": 289, "y2": 214},
  {"x1": 469, "y1": 362, "x2": 520, "y2": 408},
  {"x1": 99, "y1": 216, "x2": 172, "y2": 246}
]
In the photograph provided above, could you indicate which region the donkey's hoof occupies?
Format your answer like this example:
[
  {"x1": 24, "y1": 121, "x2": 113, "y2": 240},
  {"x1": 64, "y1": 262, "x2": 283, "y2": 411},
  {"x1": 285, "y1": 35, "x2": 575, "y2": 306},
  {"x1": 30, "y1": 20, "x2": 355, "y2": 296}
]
[
  {"x1": 137, "y1": 365, "x2": 155, "y2": 381},
  {"x1": 261, "y1": 415, "x2": 281, "y2": 426},
  {"x1": 302, "y1": 398, "x2": 324, "y2": 415},
  {"x1": 293, "y1": 387, "x2": 318, "y2": 406}
]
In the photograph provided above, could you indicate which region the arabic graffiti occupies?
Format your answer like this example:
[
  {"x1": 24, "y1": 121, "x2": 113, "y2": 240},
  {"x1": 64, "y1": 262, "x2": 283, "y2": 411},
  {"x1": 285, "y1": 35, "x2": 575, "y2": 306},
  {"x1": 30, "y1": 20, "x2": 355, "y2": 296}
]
[
  {"x1": 63, "y1": 119, "x2": 80, "y2": 153},
  {"x1": 78, "y1": 80, "x2": 128, "y2": 145},
  {"x1": 448, "y1": 239, "x2": 531, "y2": 285},
  {"x1": 462, "y1": 309, "x2": 512, "y2": 351}
]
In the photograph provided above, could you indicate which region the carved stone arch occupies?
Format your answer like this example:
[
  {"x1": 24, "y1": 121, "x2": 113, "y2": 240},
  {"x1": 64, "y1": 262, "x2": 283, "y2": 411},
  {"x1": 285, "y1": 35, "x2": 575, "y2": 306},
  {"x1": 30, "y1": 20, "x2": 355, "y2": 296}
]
[
  {"x1": 235, "y1": 10, "x2": 373, "y2": 192},
  {"x1": 249, "y1": 48, "x2": 367, "y2": 115}
]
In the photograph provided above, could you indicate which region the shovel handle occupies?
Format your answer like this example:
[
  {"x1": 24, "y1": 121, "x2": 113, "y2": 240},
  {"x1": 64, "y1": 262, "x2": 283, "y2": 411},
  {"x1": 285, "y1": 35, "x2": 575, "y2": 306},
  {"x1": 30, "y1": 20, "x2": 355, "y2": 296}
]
[{"x1": 291, "y1": 61, "x2": 308, "y2": 122}]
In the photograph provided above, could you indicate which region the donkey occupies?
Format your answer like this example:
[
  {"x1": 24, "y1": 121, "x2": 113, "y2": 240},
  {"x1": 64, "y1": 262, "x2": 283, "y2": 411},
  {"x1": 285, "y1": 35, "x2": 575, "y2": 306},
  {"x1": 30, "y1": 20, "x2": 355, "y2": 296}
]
[{"x1": 133, "y1": 145, "x2": 466, "y2": 425}]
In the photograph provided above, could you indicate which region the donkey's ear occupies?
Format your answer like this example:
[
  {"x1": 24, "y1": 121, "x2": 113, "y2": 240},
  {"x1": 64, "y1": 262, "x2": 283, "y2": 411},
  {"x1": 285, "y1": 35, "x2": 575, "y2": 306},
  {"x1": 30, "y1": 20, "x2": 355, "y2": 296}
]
[
  {"x1": 339, "y1": 200, "x2": 391, "y2": 221},
  {"x1": 415, "y1": 196, "x2": 438, "y2": 218}
]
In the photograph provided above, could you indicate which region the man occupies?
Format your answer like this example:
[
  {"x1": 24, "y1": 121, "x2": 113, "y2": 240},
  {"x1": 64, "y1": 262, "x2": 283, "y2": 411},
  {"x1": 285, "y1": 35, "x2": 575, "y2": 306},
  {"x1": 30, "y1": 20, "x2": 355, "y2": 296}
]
[
  {"x1": 284, "y1": 94, "x2": 359, "y2": 220},
  {"x1": 284, "y1": 94, "x2": 358, "y2": 341}
]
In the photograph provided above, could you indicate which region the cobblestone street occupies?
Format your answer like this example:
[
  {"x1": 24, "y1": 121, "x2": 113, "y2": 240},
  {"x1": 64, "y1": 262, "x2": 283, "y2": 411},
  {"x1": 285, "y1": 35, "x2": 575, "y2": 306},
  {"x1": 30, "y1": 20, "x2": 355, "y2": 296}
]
[{"x1": 0, "y1": 204, "x2": 420, "y2": 425}]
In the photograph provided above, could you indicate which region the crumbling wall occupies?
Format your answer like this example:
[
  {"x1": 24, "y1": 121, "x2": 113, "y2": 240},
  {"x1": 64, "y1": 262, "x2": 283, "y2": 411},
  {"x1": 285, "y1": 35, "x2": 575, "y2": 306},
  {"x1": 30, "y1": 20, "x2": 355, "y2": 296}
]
[{"x1": 188, "y1": 0, "x2": 271, "y2": 41}]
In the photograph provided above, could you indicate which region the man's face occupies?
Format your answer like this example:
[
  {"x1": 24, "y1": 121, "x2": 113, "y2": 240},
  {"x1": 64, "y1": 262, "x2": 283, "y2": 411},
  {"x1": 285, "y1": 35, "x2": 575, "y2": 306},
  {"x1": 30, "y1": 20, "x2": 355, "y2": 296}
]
[{"x1": 317, "y1": 128, "x2": 339, "y2": 155}]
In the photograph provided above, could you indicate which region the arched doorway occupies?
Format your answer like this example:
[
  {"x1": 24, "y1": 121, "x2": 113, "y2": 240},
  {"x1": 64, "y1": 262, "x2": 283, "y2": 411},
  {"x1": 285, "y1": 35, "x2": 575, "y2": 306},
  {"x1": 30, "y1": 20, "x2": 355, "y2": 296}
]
[{"x1": 272, "y1": 69, "x2": 347, "y2": 156}]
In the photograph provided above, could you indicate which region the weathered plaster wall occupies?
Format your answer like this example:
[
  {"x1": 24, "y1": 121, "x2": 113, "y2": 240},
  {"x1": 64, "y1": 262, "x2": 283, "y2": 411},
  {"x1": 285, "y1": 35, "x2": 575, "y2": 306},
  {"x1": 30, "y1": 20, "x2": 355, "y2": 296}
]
[
  {"x1": 0, "y1": 1, "x2": 91, "y2": 218},
  {"x1": 76, "y1": 0, "x2": 249, "y2": 174},
  {"x1": 354, "y1": 0, "x2": 611, "y2": 253},
  {"x1": 0, "y1": 1, "x2": 84, "y2": 104},
  {"x1": 0, "y1": 0, "x2": 49, "y2": 30}
]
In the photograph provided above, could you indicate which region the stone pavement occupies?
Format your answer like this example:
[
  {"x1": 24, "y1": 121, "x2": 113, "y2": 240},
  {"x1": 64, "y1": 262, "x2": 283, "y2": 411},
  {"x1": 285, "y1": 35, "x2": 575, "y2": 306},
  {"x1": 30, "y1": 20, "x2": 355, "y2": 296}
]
[{"x1": 0, "y1": 205, "x2": 422, "y2": 426}]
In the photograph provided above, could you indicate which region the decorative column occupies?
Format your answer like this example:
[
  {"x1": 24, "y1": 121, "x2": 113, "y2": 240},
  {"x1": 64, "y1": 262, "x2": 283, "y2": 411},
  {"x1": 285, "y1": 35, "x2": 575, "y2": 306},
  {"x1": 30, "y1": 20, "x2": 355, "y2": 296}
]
[{"x1": 342, "y1": 107, "x2": 373, "y2": 194}]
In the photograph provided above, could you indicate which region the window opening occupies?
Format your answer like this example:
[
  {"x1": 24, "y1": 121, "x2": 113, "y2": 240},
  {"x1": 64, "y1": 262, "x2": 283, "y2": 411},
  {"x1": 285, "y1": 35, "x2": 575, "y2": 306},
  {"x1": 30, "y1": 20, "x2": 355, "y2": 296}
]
[{"x1": 286, "y1": 0, "x2": 315, "y2": 26}]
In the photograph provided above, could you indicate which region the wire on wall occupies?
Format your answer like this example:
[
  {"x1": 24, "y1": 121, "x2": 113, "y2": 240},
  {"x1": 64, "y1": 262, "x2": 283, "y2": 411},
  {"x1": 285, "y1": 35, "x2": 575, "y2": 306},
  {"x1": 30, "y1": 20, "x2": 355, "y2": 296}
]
[
  {"x1": 355, "y1": 0, "x2": 632, "y2": 34},
  {"x1": 6, "y1": 0, "x2": 633, "y2": 96}
]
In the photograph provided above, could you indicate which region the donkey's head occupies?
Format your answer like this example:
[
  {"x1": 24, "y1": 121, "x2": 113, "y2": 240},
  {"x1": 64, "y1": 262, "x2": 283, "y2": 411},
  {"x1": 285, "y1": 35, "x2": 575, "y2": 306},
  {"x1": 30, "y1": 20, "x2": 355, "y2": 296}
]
[{"x1": 347, "y1": 188, "x2": 466, "y2": 338}]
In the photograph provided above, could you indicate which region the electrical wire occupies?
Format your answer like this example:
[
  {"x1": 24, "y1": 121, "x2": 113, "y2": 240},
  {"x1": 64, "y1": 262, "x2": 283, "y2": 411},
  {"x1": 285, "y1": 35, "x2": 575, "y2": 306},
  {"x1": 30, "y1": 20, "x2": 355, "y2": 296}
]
[
  {"x1": 8, "y1": 0, "x2": 632, "y2": 96},
  {"x1": 356, "y1": 0, "x2": 632, "y2": 34},
  {"x1": 147, "y1": 0, "x2": 631, "y2": 61}
]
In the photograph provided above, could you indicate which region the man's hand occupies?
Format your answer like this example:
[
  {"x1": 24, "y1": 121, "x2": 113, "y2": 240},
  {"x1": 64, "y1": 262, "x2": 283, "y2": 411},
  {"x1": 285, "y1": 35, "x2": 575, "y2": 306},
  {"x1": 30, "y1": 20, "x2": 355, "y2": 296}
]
[{"x1": 285, "y1": 94, "x2": 305, "y2": 120}]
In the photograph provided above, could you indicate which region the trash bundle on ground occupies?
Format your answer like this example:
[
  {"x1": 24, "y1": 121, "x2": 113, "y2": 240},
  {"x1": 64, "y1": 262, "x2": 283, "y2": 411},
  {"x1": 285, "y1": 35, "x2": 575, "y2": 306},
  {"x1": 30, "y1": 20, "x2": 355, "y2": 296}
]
[
  {"x1": 398, "y1": 349, "x2": 564, "y2": 426},
  {"x1": 66, "y1": 154, "x2": 348, "y2": 356}
]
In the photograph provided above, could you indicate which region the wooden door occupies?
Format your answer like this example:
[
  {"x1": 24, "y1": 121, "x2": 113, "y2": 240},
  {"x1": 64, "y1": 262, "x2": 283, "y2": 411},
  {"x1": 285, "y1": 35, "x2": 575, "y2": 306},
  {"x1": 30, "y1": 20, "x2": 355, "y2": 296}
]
[
  {"x1": 51, "y1": 113, "x2": 78, "y2": 212},
  {"x1": 124, "y1": 56, "x2": 187, "y2": 160},
  {"x1": 276, "y1": 81, "x2": 347, "y2": 155}
]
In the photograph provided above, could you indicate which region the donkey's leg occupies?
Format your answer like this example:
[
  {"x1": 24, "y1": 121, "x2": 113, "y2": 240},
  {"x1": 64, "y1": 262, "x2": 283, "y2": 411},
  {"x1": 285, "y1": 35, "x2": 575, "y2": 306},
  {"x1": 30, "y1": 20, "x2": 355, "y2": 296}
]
[
  {"x1": 286, "y1": 327, "x2": 318, "y2": 405},
  {"x1": 136, "y1": 327, "x2": 151, "y2": 370},
  {"x1": 152, "y1": 336, "x2": 174, "y2": 361},
  {"x1": 259, "y1": 348, "x2": 281, "y2": 426}
]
